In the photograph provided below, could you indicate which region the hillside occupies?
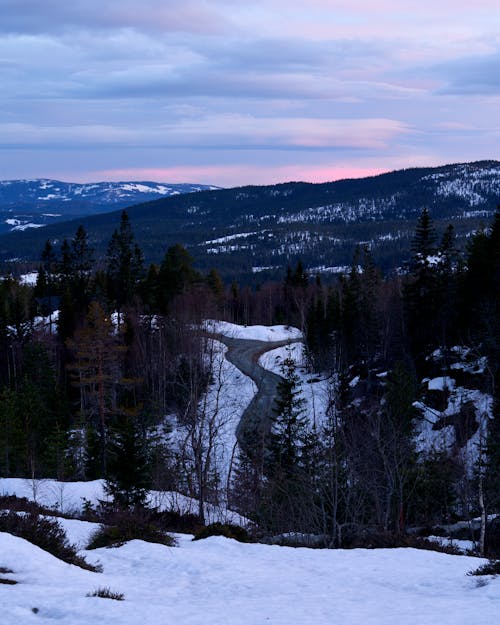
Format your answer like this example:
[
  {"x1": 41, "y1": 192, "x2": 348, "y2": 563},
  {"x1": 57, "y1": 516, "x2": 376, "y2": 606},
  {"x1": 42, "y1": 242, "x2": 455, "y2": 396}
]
[
  {"x1": 0, "y1": 179, "x2": 218, "y2": 234},
  {"x1": 0, "y1": 161, "x2": 499, "y2": 280}
]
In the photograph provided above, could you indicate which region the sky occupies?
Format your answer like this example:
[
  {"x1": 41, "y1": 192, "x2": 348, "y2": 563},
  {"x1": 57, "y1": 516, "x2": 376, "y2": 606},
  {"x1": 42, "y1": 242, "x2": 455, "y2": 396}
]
[{"x1": 0, "y1": 0, "x2": 499, "y2": 187}]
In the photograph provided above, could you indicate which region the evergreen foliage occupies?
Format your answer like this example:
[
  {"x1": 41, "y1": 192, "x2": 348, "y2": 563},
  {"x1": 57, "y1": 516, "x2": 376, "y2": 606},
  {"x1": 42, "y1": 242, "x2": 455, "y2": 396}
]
[
  {"x1": 105, "y1": 415, "x2": 152, "y2": 509},
  {"x1": 267, "y1": 356, "x2": 308, "y2": 479},
  {"x1": 157, "y1": 244, "x2": 199, "y2": 312},
  {"x1": 0, "y1": 206, "x2": 499, "y2": 544},
  {"x1": 106, "y1": 210, "x2": 144, "y2": 311}
]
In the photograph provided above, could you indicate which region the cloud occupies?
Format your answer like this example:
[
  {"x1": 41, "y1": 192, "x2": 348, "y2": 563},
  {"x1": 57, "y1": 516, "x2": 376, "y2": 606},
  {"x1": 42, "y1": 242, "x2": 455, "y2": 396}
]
[
  {"x1": 0, "y1": 1, "x2": 231, "y2": 35},
  {"x1": 0, "y1": 0, "x2": 498, "y2": 186},
  {"x1": 0, "y1": 115, "x2": 410, "y2": 151},
  {"x1": 434, "y1": 53, "x2": 500, "y2": 95}
]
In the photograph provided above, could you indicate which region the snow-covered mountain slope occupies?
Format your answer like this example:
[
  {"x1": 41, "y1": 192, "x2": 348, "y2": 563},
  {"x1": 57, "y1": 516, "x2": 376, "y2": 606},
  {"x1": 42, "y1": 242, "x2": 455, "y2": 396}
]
[
  {"x1": 0, "y1": 179, "x2": 219, "y2": 233},
  {"x1": 2, "y1": 161, "x2": 498, "y2": 278}
]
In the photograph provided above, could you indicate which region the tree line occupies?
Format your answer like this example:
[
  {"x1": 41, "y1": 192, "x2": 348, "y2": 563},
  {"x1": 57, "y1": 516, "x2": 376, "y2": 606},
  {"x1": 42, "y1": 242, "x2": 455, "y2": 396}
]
[{"x1": 0, "y1": 207, "x2": 498, "y2": 550}]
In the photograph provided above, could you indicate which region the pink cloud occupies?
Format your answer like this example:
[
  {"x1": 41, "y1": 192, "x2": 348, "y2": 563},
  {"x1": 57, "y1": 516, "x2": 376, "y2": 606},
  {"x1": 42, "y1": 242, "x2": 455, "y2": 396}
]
[{"x1": 78, "y1": 164, "x2": 389, "y2": 187}]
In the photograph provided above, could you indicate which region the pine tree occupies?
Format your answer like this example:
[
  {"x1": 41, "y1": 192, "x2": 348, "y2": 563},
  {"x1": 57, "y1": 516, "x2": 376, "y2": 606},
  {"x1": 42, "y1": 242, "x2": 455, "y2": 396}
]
[
  {"x1": 206, "y1": 268, "x2": 224, "y2": 303},
  {"x1": 410, "y1": 207, "x2": 437, "y2": 264},
  {"x1": 106, "y1": 211, "x2": 144, "y2": 312},
  {"x1": 66, "y1": 302, "x2": 126, "y2": 476},
  {"x1": 0, "y1": 387, "x2": 23, "y2": 476},
  {"x1": 380, "y1": 361, "x2": 418, "y2": 532},
  {"x1": 105, "y1": 414, "x2": 151, "y2": 509},
  {"x1": 157, "y1": 244, "x2": 199, "y2": 312},
  {"x1": 38, "y1": 239, "x2": 58, "y2": 302},
  {"x1": 70, "y1": 225, "x2": 94, "y2": 293},
  {"x1": 58, "y1": 238, "x2": 73, "y2": 287},
  {"x1": 0, "y1": 344, "x2": 63, "y2": 478},
  {"x1": 358, "y1": 246, "x2": 382, "y2": 363},
  {"x1": 436, "y1": 224, "x2": 459, "y2": 348},
  {"x1": 267, "y1": 355, "x2": 307, "y2": 478},
  {"x1": 404, "y1": 208, "x2": 440, "y2": 365},
  {"x1": 41, "y1": 239, "x2": 57, "y2": 274}
]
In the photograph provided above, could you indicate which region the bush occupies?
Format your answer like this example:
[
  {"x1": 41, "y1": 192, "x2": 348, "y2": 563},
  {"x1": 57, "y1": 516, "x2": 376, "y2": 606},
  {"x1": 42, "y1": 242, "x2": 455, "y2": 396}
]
[
  {"x1": 0, "y1": 567, "x2": 17, "y2": 585},
  {"x1": 154, "y1": 510, "x2": 201, "y2": 534},
  {"x1": 87, "y1": 587, "x2": 124, "y2": 600},
  {"x1": 468, "y1": 560, "x2": 500, "y2": 577},
  {"x1": 0, "y1": 495, "x2": 54, "y2": 516},
  {"x1": 339, "y1": 527, "x2": 462, "y2": 554},
  {"x1": 485, "y1": 518, "x2": 500, "y2": 558},
  {"x1": 86, "y1": 508, "x2": 175, "y2": 549},
  {"x1": 0, "y1": 511, "x2": 99, "y2": 572},
  {"x1": 268, "y1": 533, "x2": 330, "y2": 548},
  {"x1": 193, "y1": 522, "x2": 250, "y2": 543}
]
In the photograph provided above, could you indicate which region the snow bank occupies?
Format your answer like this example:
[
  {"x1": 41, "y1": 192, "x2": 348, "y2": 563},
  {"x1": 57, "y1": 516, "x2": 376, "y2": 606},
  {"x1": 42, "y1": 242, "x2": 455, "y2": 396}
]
[
  {"x1": 0, "y1": 531, "x2": 498, "y2": 625},
  {"x1": 0, "y1": 478, "x2": 108, "y2": 514},
  {"x1": 0, "y1": 477, "x2": 247, "y2": 526},
  {"x1": 205, "y1": 320, "x2": 302, "y2": 341},
  {"x1": 428, "y1": 376, "x2": 456, "y2": 391}
]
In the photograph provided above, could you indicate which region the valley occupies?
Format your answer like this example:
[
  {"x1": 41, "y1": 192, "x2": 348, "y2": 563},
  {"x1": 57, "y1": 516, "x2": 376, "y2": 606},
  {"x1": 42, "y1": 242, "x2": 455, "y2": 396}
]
[{"x1": 1, "y1": 161, "x2": 499, "y2": 281}]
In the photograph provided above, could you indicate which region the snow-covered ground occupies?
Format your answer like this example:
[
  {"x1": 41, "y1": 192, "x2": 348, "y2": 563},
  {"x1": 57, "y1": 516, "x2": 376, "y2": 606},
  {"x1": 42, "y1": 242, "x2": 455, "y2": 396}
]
[
  {"x1": 19, "y1": 271, "x2": 39, "y2": 285},
  {"x1": 1, "y1": 528, "x2": 498, "y2": 625},
  {"x1": 414, "y1": 379, "x2": 492, "y2": 468},
  {"x1": 205, "y1": 320, "x2": 302, "y2": 341},
  {"x1": 426, "y1": 535, "x2": 476, "y2": 555},
  {"x1": 0, "y1": 478, "x2": 246, "y2": 526},
  {"x1": 168, "y1": 338, "x2": 257, "y2": 496}
]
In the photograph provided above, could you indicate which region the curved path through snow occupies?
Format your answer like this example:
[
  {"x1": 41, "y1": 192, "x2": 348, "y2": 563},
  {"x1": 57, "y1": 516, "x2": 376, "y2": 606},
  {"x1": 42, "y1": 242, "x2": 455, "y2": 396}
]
[{"x1": 214, "y1": 335, "x2": 301, "y2": 455}]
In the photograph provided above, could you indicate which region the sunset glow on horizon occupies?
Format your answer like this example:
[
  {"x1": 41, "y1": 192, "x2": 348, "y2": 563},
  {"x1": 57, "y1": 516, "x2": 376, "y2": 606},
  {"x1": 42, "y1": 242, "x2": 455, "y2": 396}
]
[{"x1": 1, "y1": 1, "x2": 498, "y2": 187}]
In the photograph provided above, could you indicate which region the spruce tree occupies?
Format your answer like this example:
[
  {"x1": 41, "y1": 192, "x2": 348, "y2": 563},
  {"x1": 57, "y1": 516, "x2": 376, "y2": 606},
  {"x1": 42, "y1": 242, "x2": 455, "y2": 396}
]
[
  {"x1": 105, "y1": 414, "x2": 151, "y2": 509},
  {"x1": 157, "y1": 244, "x2": 199, "y2": 312},
  {"x1": 381, "y1": 361, "x2": 418, "y2": 532},
  {"x1": 404, "y1": 208, "x2": 440, "y2": 365},
  {"x1": 70, "y1": 225, "x2": 94, "y2": 293},
  {"x1": 106, "y1": 211, "x2": 144, "y2": 312},
  {"x1": 410, "y1": 207, "x2": 437, "y2": 264},
  {"x1": 267, "y1": 355, "x2": 307, "y2": 479}
]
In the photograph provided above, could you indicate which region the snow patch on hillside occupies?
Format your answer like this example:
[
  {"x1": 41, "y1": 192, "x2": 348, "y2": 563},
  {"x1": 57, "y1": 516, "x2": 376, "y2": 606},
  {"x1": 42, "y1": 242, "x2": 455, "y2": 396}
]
[
  {"x1": 205, "y1": 320, "x2": 302, "y2": 341},
  {"x1": 0, "y1": 477, "x2": 246, "y2": 525},
  {"x1": 167, "y1": 339, "x2": 257, "y2": 493}
]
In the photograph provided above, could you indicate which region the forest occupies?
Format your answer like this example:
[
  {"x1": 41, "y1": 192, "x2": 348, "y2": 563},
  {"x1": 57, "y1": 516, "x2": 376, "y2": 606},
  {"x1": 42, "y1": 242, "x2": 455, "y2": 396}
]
[{"x1": 0, "y1": 207, "x2": 499, "y2": 553}]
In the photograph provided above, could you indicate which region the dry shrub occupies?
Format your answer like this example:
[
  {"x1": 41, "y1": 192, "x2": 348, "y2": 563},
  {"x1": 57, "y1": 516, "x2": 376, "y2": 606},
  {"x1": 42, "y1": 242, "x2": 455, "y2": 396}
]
[
  {"x1": 193, "y1": 522, "x2": 251, "y2": 543},
  {"x1": 468, "y1": 560, "x2": 500, "y2": 577},
  {"x1": 0, "y1": 511, "x2": 100, "y2": 571},
  {"x1": 87, "y1": 508, "x2": 175, "y2": 549},
  {"x1": 87, "y1": 587, "x2": 124, "y2": 600}
]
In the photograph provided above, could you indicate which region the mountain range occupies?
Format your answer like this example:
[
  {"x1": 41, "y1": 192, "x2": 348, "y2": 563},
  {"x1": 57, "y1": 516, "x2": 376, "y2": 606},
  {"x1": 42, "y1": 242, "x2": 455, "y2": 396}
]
[
  {"x1": 0, "y1": 161, "x2": 498, "y2": 281},
  {"x1": 0, "y1": 179, "x2": 218, "y2": 234}
]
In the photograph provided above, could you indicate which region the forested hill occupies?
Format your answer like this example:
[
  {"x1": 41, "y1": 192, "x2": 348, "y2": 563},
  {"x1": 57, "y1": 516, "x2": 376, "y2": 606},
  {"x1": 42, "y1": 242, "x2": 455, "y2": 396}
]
[
  {"x1": 1, "y1": 160, "x2": 499, "y2": 280},
  {"x1": 0, "y1": 179, "x2": 218, "y2": 234}
]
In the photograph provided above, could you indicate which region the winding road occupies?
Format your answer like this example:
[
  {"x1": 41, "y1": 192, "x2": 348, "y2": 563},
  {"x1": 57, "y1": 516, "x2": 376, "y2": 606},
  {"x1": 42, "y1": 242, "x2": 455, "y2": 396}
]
[{"x1": 214, "y1": 335, "x2": 302, "y2": 455}]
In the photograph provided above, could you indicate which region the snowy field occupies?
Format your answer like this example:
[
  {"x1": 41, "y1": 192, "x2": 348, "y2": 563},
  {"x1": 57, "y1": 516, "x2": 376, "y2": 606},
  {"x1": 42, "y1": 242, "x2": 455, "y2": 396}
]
[
  {"x1": 2, "y1": 323, "x2": 498, "y2": 623},
  {"x1": 1, "y1": 527, "x2": 498, "y2": 625}
]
